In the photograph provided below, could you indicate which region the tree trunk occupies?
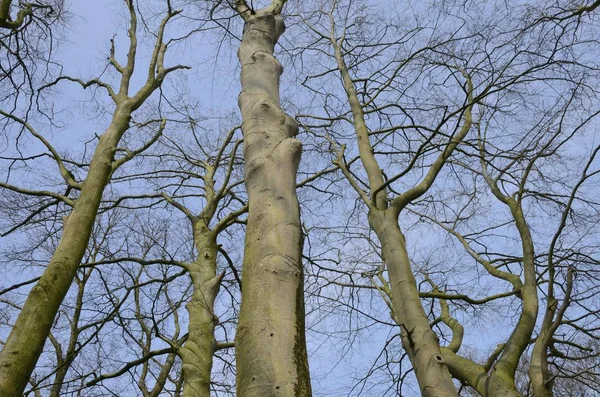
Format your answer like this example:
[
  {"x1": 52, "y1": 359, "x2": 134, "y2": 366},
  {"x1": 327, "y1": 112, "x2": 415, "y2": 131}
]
[
  {"x1": 235, "y1": 12, "x2": 312, "y2": 397},
  {"x1": 0, "y1": 109, "x2": 131, "y2": 397},
  {"x1": 486, "y1": 203, "x2": 538, "y2": 397},
  {"x1": 180, "y1": 221, "x2": 221, "y2": 397},
  {"x1": 529, "y1": 299, "x2": 558, "y2": 397},
  {"x1": 369, "y1": 208, "x2": 458, "y2": 397}
]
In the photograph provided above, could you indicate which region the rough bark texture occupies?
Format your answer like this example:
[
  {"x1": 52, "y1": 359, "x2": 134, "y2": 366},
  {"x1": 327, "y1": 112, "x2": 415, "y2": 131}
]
[
  {"x1": 180, "y1": 221, "x2": 221, "y2": 397},
  {"x1": 0, "y1": 108, "x2": 131, "y2": 397},
  {"x1": 369, "y1": 208, "x2": 458, "y2": 397},
  {"x1": 235, "y1": 12, "x2": 312, "y2": 397}
]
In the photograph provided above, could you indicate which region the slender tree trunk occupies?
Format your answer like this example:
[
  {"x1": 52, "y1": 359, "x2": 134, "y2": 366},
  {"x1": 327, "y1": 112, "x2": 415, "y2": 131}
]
[
  {"x1": 485, "y1": 204, "x2": 538, "y2": 396},
  {"x1": 0, "y1": 109, "x2": 130, "y2": 396},
  {"x1": 148, "y1": 351, "x2": 179, "y2": 397},
  {"x1": 529, "y1": 311, "x2": 556, "y2": 397},
  {"x1": 529, "y1": 303, "x2": 559, "y2": 397},
  {"x1": 180, "y1": 220, "x2": 221, "y2": 397},
  {"x1": 0, "y1": 3, "x2": 180, "y2": 393},
  {"x1": 369, "y1": 208, "x2": 458, "y2": 397},
  {"x1": 235, "y1": 11, "x2": 312, "y2": 397},
  {"x1": 49, "y1": 361, "x2": 70, "y2": 397},
  {"x1": 330, "y1": 22, "x2": 459, "y2": 396}
]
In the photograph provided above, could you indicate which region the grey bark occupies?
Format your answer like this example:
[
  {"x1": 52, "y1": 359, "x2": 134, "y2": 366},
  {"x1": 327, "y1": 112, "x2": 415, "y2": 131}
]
[
  {"x1": 369, "y1": 208, "x2": 459, "y2": 397},
  {"x1": 328, "y1": 27, "x2": 471, "y2": 396},
  {"x1": 0, "y1": 4, "x2": 183, "y2": 393},
  {"x1": 180, "y1": 220, "x2": 222, "y2": 397},
  {"x1": 0, "y1": 111, "x2": 130, "y2": 396},
  {"x1": 234, "y1": 5, "x2": 312, "y2": 396}
]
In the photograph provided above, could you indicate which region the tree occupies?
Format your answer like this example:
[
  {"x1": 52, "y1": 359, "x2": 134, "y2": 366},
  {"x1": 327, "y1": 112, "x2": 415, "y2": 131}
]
[
  {"x1": 0, "y1": 1, "x2": 189, "y2": 394},
  {"x1": 234, "y1": 1, "x2": 312, "y2": 395},
  {"x1": 294, "y1": 0, "x2": 600, "y2": 395},
  {"x1": 0, "y1": 0, "x2": 63, "y2": 117},
  {"x1": 1, "y1": 0, "x2": 600, "y2": 396},
  {"x1": 0, "y1": 0, "x2": 57, "y2": 29},
  {"x1": 157, "y1": 124, "x2": 246, "y2": 397},
  {"x1": 297, "y1": 1, "x2": 474, "y2": 394}
]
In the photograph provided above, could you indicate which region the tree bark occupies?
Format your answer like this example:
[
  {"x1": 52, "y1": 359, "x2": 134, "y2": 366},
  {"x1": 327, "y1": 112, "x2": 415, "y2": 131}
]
[
  {"x1": 0, "y1": 108, "x2": 131, "y2": 397},
  {"x1": 369, "y1": 208, "x2": 458, "y2": 397},
  {"x1": 0, "y1": 0, "x2": 32, "y2": 29},
  {"x1": 180, "y1": 220, "x2": 222, "y2": 397},
  {"x1": 235, "y1": 11, "x2": 312, "y2": 397}
]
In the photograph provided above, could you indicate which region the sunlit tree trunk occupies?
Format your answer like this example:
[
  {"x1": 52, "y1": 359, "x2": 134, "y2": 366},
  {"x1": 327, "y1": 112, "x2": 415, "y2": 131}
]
[
  {"x1": 179, "y1": 220, "x2": 221, "y2": 397},
  {"x1": 234, "y1": 1, "x2": 312, "y2": 396},
  {"x1": 147, "y1": 125, "x2": 243, "y2": 395},
  {"x1": 0, "y1": 112, "x2": 130, "y2": 396},
  {"x1": 369, "y1": 208, "x2": 459, "y2": 396},
  {"x1": 0, "y1": 3, "x2": 183, "y2": 394},
  {"x1": 328, "y1": 26, "x2": 467, "y2": 395}
]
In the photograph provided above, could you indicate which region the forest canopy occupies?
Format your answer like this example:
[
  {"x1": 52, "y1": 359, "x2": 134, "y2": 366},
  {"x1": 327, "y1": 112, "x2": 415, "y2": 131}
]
[{"x1": 0, "y1": 0, "x2": 599, "y2": 396}]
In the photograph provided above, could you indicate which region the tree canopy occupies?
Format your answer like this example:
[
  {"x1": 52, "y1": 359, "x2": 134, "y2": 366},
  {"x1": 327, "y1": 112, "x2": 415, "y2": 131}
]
[{"x1": 1, "y1": 0, "x2": 599, "y2": 396}]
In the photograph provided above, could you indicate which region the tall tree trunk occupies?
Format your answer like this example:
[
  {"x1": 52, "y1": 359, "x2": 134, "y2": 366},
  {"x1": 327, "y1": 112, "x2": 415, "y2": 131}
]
[
  {"x1": 369, "y1": 208, "x2": 458, "y2": 397},
  {"x1": 235, "y1": 10, "x2": 312, "y2": 397},
  {"x1": 329, "y1": 20, "x2": 460, "y2": 395},
  {"x1": 0, "y1": 109, "x2": 131, "y2": 396},
  {"x1": 0, "y1": 3, "x2": 182, "y2": 393},
  {"x1": 180, "y1": 220, "x2": 221, "y2": 397}
]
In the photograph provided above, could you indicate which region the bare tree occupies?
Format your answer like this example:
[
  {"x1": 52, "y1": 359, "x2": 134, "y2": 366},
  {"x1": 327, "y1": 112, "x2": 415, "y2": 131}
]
[
  {"x1": 1, "y1": 1, "x2": 600, "y2": 396},
  {"x1": 234, "y1": 1, "x2": 312, "y2": 395},
  {"x1": 155, "y1": 123, "x2": 245, "y2": 396},
  {"x1": 0, "y1": 0, "x2": 64, "y2": 110},
  {"x1": 294, "y1": 0, "x2": 600, "y2": 395},
  {"x1": 0, "y1": 1, "x2": 189, "y2": 394},
  {"x1": 0, "y1": 0, "x2": 57, "y2": 29}
]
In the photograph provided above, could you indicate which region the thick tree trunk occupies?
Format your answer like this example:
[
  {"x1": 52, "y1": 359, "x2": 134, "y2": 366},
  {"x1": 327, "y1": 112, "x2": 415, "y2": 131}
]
[
  {"x1": 235, "y1": 12, "x2": 311, "y2": 397},
  {"x1": 0, "y1": 109, "x2": 130, "y2": 397},
  {"x1": 369, "y1": 208, "x2": 458, "y2": 397},
  {"x1": 180, "y1": 221, "x2": 221, "y2": 397}
]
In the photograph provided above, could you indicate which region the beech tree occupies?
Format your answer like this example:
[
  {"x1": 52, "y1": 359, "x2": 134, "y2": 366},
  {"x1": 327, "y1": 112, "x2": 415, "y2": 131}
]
[
  {"x1": 0, "y1": 1, "x2": 190, "y2": 394},
  {"x1": 234, "y1": 1, "x2": 312, "y2": 395},
  {"x1": 1, "y1": 0, "x2": 600, "y2": 396},
  {"x1": 295, "y1": 0, "x2": 600, "y2": 395}
]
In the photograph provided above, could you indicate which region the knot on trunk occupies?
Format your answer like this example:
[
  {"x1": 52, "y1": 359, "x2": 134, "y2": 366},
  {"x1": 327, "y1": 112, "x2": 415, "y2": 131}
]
[{"x1": 245, "y1": 13, "x2": 285, "y2": 43}]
